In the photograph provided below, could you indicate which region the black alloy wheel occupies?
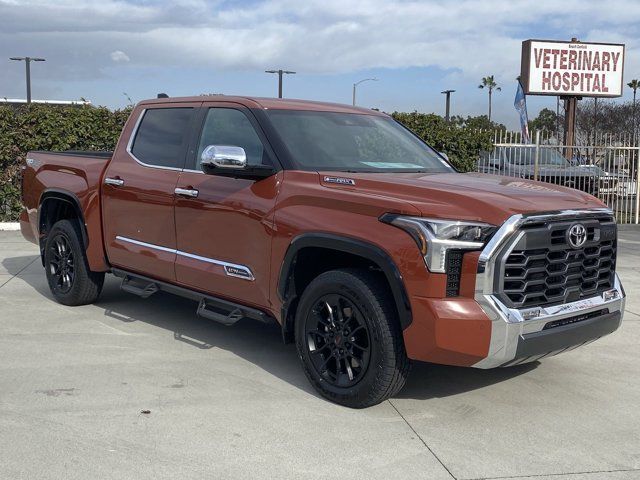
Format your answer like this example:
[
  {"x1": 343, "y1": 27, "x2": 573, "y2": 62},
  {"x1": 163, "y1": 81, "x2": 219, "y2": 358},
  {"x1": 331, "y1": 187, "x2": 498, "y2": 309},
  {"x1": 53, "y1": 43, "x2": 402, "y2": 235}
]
[
  {"x1": 43, "y1": 219, "x2": 104, "y2": 306},
  {"x1": 304, "y1": 294, "x2": 371, "y2": 387},
  {"x1": 295, "y1": 269, "x2": 410, "y2": 408},
  {"x1": 48, "y1": 233, "x2": 75, "y2": 294}
]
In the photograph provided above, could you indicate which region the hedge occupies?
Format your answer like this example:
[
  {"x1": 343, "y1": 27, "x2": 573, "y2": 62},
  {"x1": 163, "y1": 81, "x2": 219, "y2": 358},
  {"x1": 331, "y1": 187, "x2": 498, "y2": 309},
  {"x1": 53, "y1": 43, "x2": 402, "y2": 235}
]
[
  {"x1": 0, "y1": 105, "x2": 132, "y2": 221},
  {"x1": 391, "y1": 112, "x2": 496, "y2": 172},
  {"x1": 0, "y1": 106, "x2": 494, "y2": 222}
]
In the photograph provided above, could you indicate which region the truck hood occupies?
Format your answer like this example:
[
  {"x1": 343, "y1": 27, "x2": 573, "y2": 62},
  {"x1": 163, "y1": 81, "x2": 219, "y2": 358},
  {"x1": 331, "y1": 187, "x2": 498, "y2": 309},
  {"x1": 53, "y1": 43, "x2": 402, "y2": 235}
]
[
  {"x1": 516, "y1": 164, "x2": 606, "y2": 176},
  {"x1": 320, "y1": 171, "x2": 606, "y2": 226}
]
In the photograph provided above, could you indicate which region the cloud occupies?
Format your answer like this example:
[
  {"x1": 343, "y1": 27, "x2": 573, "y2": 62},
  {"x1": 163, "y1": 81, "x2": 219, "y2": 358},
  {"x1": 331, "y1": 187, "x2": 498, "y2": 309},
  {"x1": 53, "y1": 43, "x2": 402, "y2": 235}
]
[
  {"x1": 0, "y1": 0, "x2": 639, "y2": 99},
  {"x1": 110, "y1": 50, "x2": 130, "y2": 63}
]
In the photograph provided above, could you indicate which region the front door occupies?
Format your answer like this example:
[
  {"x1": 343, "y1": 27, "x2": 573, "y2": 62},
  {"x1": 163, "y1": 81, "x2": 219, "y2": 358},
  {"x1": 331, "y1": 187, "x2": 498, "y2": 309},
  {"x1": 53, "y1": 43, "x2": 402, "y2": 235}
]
[
  {"x1": 102, "y1": 104, "x2": 200, "y2": 282},
  {"x1": 174, "y1": 104, "x2": 281, "y2": 309}
]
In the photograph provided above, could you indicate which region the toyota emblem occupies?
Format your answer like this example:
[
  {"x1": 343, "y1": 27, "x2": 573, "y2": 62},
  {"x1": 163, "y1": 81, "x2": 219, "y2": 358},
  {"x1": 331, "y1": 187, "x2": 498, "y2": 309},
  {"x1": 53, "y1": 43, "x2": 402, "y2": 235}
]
[{"x1": 567, "y1": 223, "x2": 587, "y2": 249}]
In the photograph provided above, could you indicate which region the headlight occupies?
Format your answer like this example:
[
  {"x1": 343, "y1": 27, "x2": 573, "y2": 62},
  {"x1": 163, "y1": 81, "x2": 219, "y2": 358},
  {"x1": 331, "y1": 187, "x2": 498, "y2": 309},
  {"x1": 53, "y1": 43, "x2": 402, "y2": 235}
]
[{"x1": 380, "y1": 214, "x2": 497, "y2": 273}]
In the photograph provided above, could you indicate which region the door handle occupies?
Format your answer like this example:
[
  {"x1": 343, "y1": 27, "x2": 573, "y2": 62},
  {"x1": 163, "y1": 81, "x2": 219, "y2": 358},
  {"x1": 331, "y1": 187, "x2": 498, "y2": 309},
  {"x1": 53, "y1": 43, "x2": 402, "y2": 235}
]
[
  {"x1": 104, "y1": 177, "x2": 125, "y2": 187},
  {"x1": 175, "y1": 187, "x2": 199, "y2": 198}
]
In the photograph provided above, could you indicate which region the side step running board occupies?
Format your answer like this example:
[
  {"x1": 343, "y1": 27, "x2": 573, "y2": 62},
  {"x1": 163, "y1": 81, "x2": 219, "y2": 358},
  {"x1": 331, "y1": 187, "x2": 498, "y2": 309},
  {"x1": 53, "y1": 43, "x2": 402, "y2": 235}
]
[
  {"x1": 120, "y1": 275, "x2": 159, "y2": 298},
  {"x1": 112, "y1": 268, "x2": 275, "y2": 327},
  {"x1": 197, "y1": 299, "x2": 244, "y2": 326}
]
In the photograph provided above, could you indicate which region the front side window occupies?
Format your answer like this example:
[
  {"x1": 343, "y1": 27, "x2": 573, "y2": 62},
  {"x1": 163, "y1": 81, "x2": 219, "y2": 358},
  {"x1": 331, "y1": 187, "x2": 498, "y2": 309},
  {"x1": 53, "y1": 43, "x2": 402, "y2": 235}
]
[
  {"x1": 265, "y1": 110, "x2": 453, "y2": 173},
  {"x1": 196, "y1": 108, "x2": 266, "y2": 168},
  {"x1": 130, "y1": 108, "x2": 194, "y2": 168}
]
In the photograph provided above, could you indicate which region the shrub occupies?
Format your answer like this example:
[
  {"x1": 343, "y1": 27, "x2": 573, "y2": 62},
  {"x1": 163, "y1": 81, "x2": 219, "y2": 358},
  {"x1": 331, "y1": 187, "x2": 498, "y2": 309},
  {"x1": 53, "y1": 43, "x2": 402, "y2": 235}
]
[
  {"x1": 391, "y1": 112, "x2": 497, "y2": 172},
  {"x1": 0, "y1": 105, "x2": 132, "y2": 221}
]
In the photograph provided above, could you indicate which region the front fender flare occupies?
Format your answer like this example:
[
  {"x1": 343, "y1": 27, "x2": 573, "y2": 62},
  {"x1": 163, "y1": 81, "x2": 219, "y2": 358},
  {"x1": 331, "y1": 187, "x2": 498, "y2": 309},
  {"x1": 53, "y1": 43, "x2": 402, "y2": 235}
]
[{"x1": 278, "y1": 233, "x2": 413, "y2": 332}]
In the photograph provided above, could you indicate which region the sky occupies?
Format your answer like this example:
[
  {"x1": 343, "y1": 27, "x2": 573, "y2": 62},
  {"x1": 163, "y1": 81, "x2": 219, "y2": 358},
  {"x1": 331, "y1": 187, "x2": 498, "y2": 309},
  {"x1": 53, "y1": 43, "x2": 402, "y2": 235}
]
[{"x1": 1, "y1": 0, "x2": 640, "y2": 128}]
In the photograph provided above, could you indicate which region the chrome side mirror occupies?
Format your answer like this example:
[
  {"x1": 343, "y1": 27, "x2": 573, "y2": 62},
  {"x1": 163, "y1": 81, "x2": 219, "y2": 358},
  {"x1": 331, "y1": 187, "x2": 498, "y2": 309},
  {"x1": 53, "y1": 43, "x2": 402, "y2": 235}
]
[{"x1": 201, "y1": 145, "x2": 247, "y2": 170}]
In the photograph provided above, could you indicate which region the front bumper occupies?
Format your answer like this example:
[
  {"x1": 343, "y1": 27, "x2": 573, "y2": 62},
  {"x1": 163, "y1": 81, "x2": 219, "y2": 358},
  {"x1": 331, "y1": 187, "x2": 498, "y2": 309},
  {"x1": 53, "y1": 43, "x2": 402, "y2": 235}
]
[
  {"x1": 473, "y1": 274, "x2": 624, "y2": 368},
  {"x1": 514, "y1": 310, "x2": 621, "y2": 360},
  {"x1": 473, "y1": 209, "x2": 625, "y2": 369}
]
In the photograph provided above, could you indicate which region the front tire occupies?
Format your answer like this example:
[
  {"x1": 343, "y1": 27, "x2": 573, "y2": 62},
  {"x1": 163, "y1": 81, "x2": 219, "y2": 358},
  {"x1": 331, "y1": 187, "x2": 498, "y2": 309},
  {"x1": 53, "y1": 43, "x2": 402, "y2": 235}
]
[
  {"x1": 295, "y1": 269, "x2": 410, "y2": 408},
  {"x1": 44, "y1": 219, "x2": 104, "y2": 306}
]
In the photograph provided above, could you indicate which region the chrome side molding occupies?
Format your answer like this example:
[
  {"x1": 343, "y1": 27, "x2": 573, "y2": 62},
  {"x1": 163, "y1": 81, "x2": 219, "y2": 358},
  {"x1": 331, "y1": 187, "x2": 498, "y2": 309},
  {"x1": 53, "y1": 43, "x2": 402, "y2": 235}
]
[{"x1": 114, "y1": 236, "x2": 255, "y2": 281}]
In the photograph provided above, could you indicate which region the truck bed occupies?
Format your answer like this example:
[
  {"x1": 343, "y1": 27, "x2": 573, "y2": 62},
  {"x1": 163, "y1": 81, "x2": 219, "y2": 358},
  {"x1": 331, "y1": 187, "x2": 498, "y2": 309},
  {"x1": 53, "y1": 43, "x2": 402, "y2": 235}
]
[{"x1": 20, "y1": 150, "x2": 113, "y2": 271}]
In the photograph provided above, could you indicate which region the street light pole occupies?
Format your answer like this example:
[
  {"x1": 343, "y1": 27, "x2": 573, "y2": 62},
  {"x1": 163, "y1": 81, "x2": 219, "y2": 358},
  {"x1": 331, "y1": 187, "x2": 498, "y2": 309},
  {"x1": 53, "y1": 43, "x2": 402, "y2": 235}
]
[
  {"x1": 352, "y1": 78, "x2": 377, "y2": 106},
  {"x1": 441, "y1": 89, "x2": 455, "y2": 122},
  {"x1": 265, "y1": 69, "x2": 296, "y2": 98},
  {"x1": 10, "y1": 56, "x2": 46, "y2": 104}
]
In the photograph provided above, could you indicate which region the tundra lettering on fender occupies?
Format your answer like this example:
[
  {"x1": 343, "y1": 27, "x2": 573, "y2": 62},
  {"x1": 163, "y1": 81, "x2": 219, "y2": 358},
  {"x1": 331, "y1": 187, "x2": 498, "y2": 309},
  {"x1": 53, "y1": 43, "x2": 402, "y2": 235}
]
[{"x1": 20, "y1": 96, "x2": 625, "y2": 408}]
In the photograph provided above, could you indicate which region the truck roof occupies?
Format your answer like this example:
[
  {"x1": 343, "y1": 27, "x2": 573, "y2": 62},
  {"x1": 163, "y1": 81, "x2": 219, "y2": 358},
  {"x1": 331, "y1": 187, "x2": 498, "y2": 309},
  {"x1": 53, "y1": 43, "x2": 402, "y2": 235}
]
[{"x1": 138, "y1": 95, "x2": 387, "y2": 116}]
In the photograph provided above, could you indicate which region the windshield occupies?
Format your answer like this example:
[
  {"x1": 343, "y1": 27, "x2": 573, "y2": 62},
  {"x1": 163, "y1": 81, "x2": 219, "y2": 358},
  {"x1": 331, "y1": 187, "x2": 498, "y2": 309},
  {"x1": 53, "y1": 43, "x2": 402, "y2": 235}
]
[
  {"x1": 265, "y1": 110, "x2": 453, "y2": 173},
  {"x1": 506, "y1": 147, "x2": 569, "y2": 166}
]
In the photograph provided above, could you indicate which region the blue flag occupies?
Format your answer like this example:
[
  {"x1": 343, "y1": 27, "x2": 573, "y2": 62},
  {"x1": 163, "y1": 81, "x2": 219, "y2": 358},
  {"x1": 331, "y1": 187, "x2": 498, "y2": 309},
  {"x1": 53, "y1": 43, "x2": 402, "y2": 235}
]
[{"x1": 514, "y1": 81, "x2": 530, "y2": 143}]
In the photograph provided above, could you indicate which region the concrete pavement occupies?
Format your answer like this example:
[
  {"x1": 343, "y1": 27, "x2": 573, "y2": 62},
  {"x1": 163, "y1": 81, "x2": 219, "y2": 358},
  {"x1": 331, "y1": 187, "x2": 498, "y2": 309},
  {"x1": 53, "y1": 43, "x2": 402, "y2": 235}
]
[{"x1": 1, "y1": 230, "x2": 639, "y2": 480}]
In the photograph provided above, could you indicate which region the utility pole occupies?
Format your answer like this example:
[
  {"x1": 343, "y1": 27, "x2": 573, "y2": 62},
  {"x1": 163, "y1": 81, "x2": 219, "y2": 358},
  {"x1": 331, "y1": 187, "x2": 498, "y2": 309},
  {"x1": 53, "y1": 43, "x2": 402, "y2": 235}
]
[
  {"x1": 265, "y1": 69, "x2": 296, "y2": 98},
  {"x1": 441, "y1": 90, "x2": 455, "y2": 122},
  {"x1": 628, "y1": 80, "x2": 639, "y2": 143},
  {"x1": 10, "y1": 56, "x2": 46, "y2": 103},
  {"x1": 634, "y1": 89, "x2": 638, "y2": 143},
  {"x1": 352, "y1": 78, "x2": 377, "y2": 106}
]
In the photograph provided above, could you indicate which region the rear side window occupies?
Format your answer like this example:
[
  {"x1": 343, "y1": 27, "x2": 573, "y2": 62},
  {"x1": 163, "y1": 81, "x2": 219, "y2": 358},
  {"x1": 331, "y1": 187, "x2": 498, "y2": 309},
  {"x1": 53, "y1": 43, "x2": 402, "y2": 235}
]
[
  {"x1": 131, "y1": 108, "x2": 194, "y2": 168},
  {"x1": 196, "y1": 108, "x2": 266, "y2": 167}
]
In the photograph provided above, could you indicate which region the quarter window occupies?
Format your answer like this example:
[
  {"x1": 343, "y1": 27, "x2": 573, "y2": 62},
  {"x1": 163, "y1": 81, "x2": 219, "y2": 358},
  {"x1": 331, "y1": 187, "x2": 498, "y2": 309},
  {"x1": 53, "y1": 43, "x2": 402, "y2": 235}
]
[{"x1": 131, "y1": 108, "x2": 194, "y2": 168}]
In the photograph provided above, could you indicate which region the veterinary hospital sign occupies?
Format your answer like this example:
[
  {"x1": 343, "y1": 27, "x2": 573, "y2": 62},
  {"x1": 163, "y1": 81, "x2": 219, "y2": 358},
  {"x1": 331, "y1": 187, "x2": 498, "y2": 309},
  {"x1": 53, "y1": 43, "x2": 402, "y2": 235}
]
[{"x1": 521, "y1": 40, "x2": 625, "y2": 97}]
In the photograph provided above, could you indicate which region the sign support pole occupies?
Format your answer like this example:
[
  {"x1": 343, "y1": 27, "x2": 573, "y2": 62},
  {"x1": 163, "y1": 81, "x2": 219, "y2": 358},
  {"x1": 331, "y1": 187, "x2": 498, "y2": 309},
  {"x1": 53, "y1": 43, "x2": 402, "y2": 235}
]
[
  {"x1": 563, "y1": 38, "x2": 579, "y2": 162},
  {"x1": 562, "y1": 95, "x2": 579, "y2": 161}
]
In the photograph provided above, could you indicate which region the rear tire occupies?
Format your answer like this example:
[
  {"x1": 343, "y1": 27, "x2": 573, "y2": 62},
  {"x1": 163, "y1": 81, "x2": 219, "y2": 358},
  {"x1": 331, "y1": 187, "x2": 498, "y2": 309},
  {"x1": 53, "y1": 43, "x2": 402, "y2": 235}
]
[
  {"x1": 295, "y1": 268, "x2": 410, "y2": 408},
  {"x1": 44, "y1": 219, "x2": 104, "y2": 306}
]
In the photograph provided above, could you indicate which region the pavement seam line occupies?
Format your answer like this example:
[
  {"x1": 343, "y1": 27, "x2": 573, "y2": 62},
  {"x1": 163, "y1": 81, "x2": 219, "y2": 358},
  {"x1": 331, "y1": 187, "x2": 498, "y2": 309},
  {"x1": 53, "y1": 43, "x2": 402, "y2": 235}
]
[
  {"x1": 0, "y1": 256, "x2": 39, "y2": 289},
  {"x1": 463, "y1": 467, "x2": 640, "y2": 480},
  {"x1": 388, "y1": 399, "x2": 457, "y2": 480}
]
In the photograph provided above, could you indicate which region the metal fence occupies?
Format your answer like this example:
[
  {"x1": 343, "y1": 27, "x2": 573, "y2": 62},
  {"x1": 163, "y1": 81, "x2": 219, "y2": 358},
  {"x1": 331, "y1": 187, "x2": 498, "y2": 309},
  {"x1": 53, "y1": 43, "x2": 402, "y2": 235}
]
[{"x1": 477, "y1": 130, "x2": 640, "y2": 224}]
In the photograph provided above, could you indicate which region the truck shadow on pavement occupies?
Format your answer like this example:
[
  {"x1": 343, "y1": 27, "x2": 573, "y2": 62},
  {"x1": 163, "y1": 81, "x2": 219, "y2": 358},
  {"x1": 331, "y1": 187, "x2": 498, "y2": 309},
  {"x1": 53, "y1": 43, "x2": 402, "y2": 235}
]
[{"x1": 6, "y1": 255, "x2": 538, "y2": 402}]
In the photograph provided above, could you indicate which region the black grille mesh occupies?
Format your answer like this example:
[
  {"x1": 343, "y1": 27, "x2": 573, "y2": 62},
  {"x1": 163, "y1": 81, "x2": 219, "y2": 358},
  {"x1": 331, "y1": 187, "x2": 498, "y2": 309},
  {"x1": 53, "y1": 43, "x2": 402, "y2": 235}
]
[
  {"x1": 446, "y1": 250, "x2": 463, "y2": 297},
  {"x1": 499, "y1": 217, "x2": 616, "y2": 309}
]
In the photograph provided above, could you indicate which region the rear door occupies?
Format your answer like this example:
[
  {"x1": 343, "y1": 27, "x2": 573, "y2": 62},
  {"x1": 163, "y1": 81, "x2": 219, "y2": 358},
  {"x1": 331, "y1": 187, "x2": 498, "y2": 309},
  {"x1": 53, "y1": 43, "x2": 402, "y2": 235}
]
[
  {"x1": 173, "y1": 102, "x2": 281, "y2": 309},
  {"x1": 102, "y1": 103, "x2": 200, "y2": 282}
]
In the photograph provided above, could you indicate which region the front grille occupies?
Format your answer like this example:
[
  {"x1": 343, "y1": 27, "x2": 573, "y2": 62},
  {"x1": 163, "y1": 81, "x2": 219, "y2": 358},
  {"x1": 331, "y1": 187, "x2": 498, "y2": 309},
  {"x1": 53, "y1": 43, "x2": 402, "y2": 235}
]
[{"x1": 498, "y1": 216, "x2": 617, "y2": 309}]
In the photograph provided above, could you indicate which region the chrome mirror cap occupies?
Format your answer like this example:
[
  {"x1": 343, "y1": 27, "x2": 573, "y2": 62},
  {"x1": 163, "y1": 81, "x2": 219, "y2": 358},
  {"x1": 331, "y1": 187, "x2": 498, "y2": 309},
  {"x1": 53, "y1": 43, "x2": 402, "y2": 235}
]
[{"x1": 201, "y1": 145, "x2": 247, "y2": 170}]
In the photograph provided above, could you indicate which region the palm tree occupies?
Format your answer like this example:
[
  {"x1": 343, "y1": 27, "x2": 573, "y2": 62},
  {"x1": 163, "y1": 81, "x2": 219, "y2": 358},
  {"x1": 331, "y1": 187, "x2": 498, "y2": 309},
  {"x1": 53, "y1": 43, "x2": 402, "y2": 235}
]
[
  {"x1": 628, "y1": 79, "x2": 639, "y2": 140},
  {"x1": 478, "y1": 75, "x2": 501, "y2": 122}
]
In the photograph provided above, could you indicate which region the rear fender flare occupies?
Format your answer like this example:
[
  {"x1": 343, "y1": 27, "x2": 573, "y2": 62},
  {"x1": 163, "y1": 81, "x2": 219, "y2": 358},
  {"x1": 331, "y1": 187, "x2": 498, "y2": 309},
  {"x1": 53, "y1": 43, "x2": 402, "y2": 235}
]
[{"x1": 38, "y1": 189, "x2": 88, "y2": 257}]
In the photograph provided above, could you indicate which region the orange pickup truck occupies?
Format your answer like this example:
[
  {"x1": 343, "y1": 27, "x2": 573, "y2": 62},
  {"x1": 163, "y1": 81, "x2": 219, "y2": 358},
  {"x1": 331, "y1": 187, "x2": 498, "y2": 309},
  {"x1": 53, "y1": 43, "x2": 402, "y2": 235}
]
[{"x1": 20, "y1": 96, "x2": 625, "y2": 407}]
